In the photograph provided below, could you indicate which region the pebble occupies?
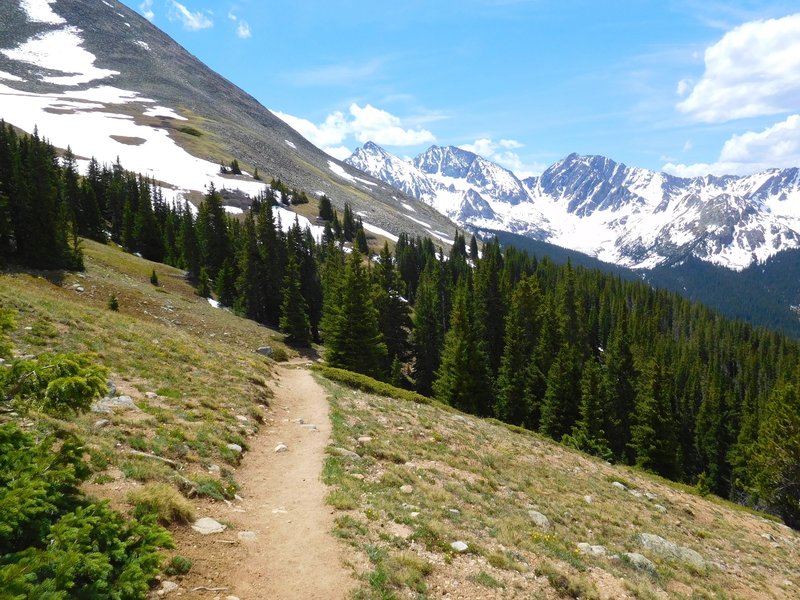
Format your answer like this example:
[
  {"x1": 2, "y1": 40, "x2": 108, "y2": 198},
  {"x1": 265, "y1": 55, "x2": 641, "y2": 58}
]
[
  {"x1": 654, "y1": 504, "x2": 667, "y2": 513},
  {"x1": 93, "y1": 419, "x2": 110, "y2": 429},
  {"x1": 584, "y1": 495, "x2": 593, "y2": 504},
  {"x1": 528, "y1": 510, "x2": 550, "y2": 529},
  {"x1": 623, "y1": 552, "x2": 656, "y2": 574},
  {"x1": 351, "y1": 473, "x2": 365, "y2": 480},
  {"x1": 577, "y1": 543, "x2": 608, "y2": 557},
  {"x1": 145, "y1": 392, "x2": 158, "y2": 399},
  {"x1": 274, "y1": 443, "x2": 289, "y2": 453},
  {"x1": 400, "y1": 484, "x2": 414, "y2": 494},
  {"x1": 611, "y1": 481, "x2": 628, "y2": 492},
  {"x1": 450, "y1": 540, "x2": 469, "y2": 552},
  {"x1": 191, "y1": 517, "x2": 226, "y2": 535},
  {"x1": 226, "y1": 443, "x2": 243, "y2": 453},
  {"x1": 236, "y1": 415, "x2": 249, "y2": 422},
  {"x1": 237, "y1": 531, "x2": 257, "y2": 541},
  {"x1": 331, "y1": 447, "x2": 360, "y2": 460},
  {"x1": 357, "y1": 436, "x2": 373, "y2": 444}
]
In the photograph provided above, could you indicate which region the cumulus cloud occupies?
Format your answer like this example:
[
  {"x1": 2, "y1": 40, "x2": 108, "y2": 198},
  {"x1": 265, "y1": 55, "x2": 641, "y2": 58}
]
[
  {"x1": 676, "y1": 78, "x2": 691, "y2": 96},
  {"x1": 139, "y1": 0, "x2": 154, "y2": 21},
  {"x1": 227, "y1": 10, "x2": 251, "y2": 38},
  {"x1": 168, "y1": 1, "x2": 213, "y2": 31},
  {"x1": 273, "y1": 104, "x2": 435, "y2": 156},
  {"x1": 459, "y1": 138, "x2": 546, "y2": 178},
  {"x1": 663, "y1": 114, "x2": 800, "y2": 176},
  {"x1": 677, "y1": 13, "x2": 800, "y2": 122}
]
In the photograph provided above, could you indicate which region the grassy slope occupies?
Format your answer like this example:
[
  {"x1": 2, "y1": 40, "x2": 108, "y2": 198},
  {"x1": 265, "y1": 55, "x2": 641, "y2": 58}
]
[
  {"x1": 319, "y1": 378, "x2": 800, "y2": 599},
  {"x1": 2, "y1": 241, "x2": 799, "y2": 599}
]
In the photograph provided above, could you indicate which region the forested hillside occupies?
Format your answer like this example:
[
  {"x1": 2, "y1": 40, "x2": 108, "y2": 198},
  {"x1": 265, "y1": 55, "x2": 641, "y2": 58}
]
[{"x1": 1, "y1": 123, "x2": 798, "y2": 531}]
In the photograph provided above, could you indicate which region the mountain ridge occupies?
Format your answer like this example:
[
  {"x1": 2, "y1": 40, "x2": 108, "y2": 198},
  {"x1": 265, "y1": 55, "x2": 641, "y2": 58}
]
[{"x1": 346, "y1": 142, "x2": 800, "y2": 271}]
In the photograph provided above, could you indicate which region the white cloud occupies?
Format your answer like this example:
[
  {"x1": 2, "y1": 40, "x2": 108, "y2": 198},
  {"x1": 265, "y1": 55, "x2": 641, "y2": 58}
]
[
  {"x1": 682, "y1": 139, "x2": 693, "y2": 152},
  {"x1": 459, "y1": 138, "x2": 545, "y2": 178},
  {"x1": 663, "y1": 114, "x2": 800, "y2": 176},
  {"x1": 273, "y1": 104, "x2": 435, "y2": 153},
  {"x1": 676, "y1": 78, "x2": 691, "y2": 96},
  {"x1": 168, "y1": 1, "x2": 213, "y2": 31},
  {"x1": 139, "y1": 0, "x2": 154, "y2": 21},
  {"x1": 677, "y1": 13, "x2": 800, "y2": 122},
  {"x1": 236, "y1": 21, "x2": 251, "y2": 38}
]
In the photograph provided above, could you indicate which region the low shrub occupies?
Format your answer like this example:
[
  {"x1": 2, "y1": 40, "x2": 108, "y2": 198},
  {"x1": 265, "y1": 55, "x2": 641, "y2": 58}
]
[
  {"x1": 312, "y1": 365, "x2": 435, "y2": 406},
  {"x1": 128, "y1": 483, "x2": 195, "y2": 525}
]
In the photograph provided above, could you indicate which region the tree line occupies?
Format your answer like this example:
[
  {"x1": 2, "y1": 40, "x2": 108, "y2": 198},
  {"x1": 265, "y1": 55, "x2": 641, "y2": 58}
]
[{"x1": 1, "y1": 122, "x2": 797, "y2": 529}]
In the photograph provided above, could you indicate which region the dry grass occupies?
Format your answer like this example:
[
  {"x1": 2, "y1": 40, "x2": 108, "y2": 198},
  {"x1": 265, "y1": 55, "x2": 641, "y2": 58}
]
[
  {"x1": 317, "y1": 375, "x2": 800, "y2": 600},
  {"x1": 128, "y1": 483, "x2": 195, "y2": 524}
]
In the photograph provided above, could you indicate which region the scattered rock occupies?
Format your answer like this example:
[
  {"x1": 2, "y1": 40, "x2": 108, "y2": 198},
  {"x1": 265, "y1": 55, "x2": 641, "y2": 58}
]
[
  {"x1": 654, "y1": 504, "x2": 667, "y2": 514},
  {"x1": 237, "y1": 531, "x2": 257, "y2": 542},
  {"x1": 208, "y1": 464, "x2": 221, "y2": 474},
  {"x1": 357, "y1": 436, "x2": 373, "y2": 444},
  {"x1": 235, "y1": 415, "x2": 249, "y2": 423},
  {"x1": 301, "y1": 423, "x2": 319, "y2": 431},
  {"x1": 400, "y1": 484, "x2": 414, "y2": 494},
  {"x1": 255, "y1": 346, "x2": 273, "y2": 356},
  {"x1": 611, "y1": 481, "x2": 627, "y2": 492},
  {"x1": 351, "y1": 473, "x2": 365, "y2": 480},
  {"x1": 158, "y1": 581, "x2": 179, "y2": 596},
  {"x1": 449, "y1": 508, "x2": 460, "y2": 515},
  {"x1": 644, "y1": 491, "x2": 658, "y2": 501},
  {"x1": 450, "y1": 540, "x2": 469, "y2": 552},
  {"x1": 106, "y1": 380, "x2": 117, "y2": 396},
  {"x1": 629, "y1": 489, "x2": 643, "y2": 498},
  {"x1": 623, "y1": 552, "x2": 656, "y2": 574},
  {"x1": 73, "y1": 285, "x2": 85, "y2": 293},
  {"x1": 145, "y1": 391, "x2": 158, "y2": 400},
  {"x1": 577, "y1": 543, "x2": 607, "y2": 557},
  {"x1": 528, "y1": 510, "x2": 550, "y2": 529},
  {"x1": 226, "y1": 596, "x2": 241, "y2": 600},
  {"x1": 93, "y1": 419, "x2": 110, "y2": 429},
  {"x1": 91, "y1": 395, "x2": 139, "y2": 414},
  {"x1": 331, "y1": 447, "x2": 360, "y2": 460},
  {"x1": 274, "y1": 443, "x2": 289, "y2": 453},
  {"x1": 226, "y1": 443, "x2": 243, "y2": 453},
  {"x1": 191, "y1": 517, "x2": 226, "y2": 535},
  {"x1": 584, "y1": 495, "x2": 593, "y2": 504},
  {"x1": 637, "y1": 533, "x2": 705, "y2": 568},
  {"x1": 410, "y1": 511, "x2": 420, "y2": 518}
]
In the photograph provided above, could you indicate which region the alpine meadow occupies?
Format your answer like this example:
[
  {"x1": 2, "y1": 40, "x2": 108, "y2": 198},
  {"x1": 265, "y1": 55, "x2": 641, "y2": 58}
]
[{"x1": 2, "y1": 0, "x2": 800, "y2": 598}]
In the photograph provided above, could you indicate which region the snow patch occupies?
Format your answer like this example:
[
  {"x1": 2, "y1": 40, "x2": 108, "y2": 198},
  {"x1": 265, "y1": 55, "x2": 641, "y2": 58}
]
[
  {"x1": 19, "y1": 0, "x2": 65, "y2": 25},
  {"x1": 0, "y1": 70, "x2": 24, "y2": 82},
  {"x1": 143, "y1": 105, "x2": 187, "y2": 121},
  {"x1": 362, "y1": 222, "x2": 398, "y2": 243},
  {"x1": 274, "y1": 206, "x2": 325, "y2": 243},
  {"x1": 207, "y1": 297, "x2": 220, "y2": 308},
  {"x1": 134, "y1": 40, "x2": 150, "y2": 51},
  {"x1": 284, "y1": 139, "x2": 296, "y2": 149},
  {"x1": 223, "y1": 206, "x2": 243, "y2": 215},
  {"x1": 403, "y1": 214, "x2": 431, "y2": 229},
  {"x1": 401, "y1": 202, "x2": 416, "y2": 212},
  {"x1": 1, "y1": 27, "x2": 119, "y2": 86}
]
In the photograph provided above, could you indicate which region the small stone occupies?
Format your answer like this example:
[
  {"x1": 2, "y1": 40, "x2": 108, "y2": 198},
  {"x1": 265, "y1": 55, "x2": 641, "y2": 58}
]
[
  {"x1": 208, "y1": 464, "x2": 221, "y2": 474},
  {"x1": 274, "y1": 443, "x2": 289, "y2": 453},
  {"x1": 611, "y1": 481, "x2": 627, "y2": 492},
  {"x1": 351, "y1": 473, "x2": 365, "y2": 480},
  {"x1": 528, "y1": 510, "x2": 550, "y2": 529},
  {"x1": 237, "y1": 531, "x2": 257, "y2": 541},
  {"x1": 357, "y1": 436, "x2": 373, "y2": 444},
  {"x1": 400, "y1": 484, "x2": 414, "y2": 494},
  {"x1": 301, "y1": 424, "x2": 319, "y2": 431},
  {"x1": 654, "y1": 504, "x2": 667, "y2": 513},
  {"x1": 331, "y1": 447, "x2": 360, "y2": 460},
  {"x1": 577, "y1": 543, "x2": 607, "y2": 557},
  {"x1": 644, "y1": 491, "x2": 658, "y2": 501},
  {"x1": 74, "y1": 285, "x2": 84, "y2": 293},
  {"x1": 624, "y1": 552, "x2": 656, "y2": 574},
  {"x1": 236, "y1": 415, "x2": 249, "y2": 422},
  {"x1": 584, "y1": 495, "x2": 593, "y2": 504},
  {"x1": 227, "y1": 443, "x2": 243, "y2": 453},
  {"x1": 449, "y1": 508, "x2": 460, "y2": 514},
  {"x1": 638, "y1": 533, "x2": 705, "y2": 568},
  {"x1": 226, "y1": 596, "x2": 241, "y2": 600},
  {"x1": 191, "y1": 517, "x2": 226, "y2": 535},
  {"x1": 93, "y1": 419, "x2": 110, "y2": 429},
  {"x1": 91, "y1": 395, "x2": 139, "y2": 413},
  {"x1": 160, "y1": 581, "x2": 179, "y2": 594},
  {"x1": 629, "y1": 489, "x2": 643, "y2": 498},
  {"x1": 255, "y1": 346, "x2": 273, "y2": 356},
  {"x1": 145, "y1": 391, "x2": 158, "y2": 399},
  {"x1": 450, "y1": 540, "x2": 468, "y2": 552},
  {"x1": 410, "y1": 512, "x2": 420, "y2": 518}
]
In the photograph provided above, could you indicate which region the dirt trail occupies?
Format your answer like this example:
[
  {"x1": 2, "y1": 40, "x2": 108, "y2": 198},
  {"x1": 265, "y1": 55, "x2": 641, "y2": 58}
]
[{"x1": 221, "y1": 362, "x2": 355, "y2": 599}]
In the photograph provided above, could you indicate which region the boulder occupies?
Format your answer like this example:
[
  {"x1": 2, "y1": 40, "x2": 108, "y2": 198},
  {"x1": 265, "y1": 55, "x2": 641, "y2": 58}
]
[
  {"x1": 577, "y1": 543, "x2": 607, "y2": 557},
  {"x1": 274, "y1": 443, "x2": 289, "y2": 453},
  {"x1": 255, "y1": 346, "x2": 273, "y2": 357},
  {"x1": 623, "y1": 552, "x2": 656, "y2": 574},
  {"x1": 91, "y1": 395, "x2": 138, "y2": 414},
  {"x1": 611, "y1": 481, "x2": 627, "y2": 492},
  {"x1": 528, "y1": 510, "x2": 550, "y2": 529},
  {"x1": 226, "y1": 443, "x2": 243, "y2": 453},
  {"x1": 331, "y1": 447, "x2": 360, "y2": 460},
  {"x1": 450, "y1": 540, "x2": 468, "y2": 552},
  {"x1": 637, "y1": 533, "x2": 705, "y2": 569}
]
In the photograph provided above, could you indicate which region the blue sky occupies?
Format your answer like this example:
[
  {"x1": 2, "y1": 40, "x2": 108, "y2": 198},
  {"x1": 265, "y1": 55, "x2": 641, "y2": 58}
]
[{"x1": 122, "y1": 1, "x2": 800, "y2": 178}]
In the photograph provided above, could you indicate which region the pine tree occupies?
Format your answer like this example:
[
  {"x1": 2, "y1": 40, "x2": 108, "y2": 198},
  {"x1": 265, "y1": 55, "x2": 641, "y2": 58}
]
[
  {"x1": 323, "y1": 249, "x2": 387, "y2": 378},
  {"x1": 318, "y1": 195, "x2": 334, "y2": 221},
  {"x1": 603, "y1": 303, "x2": 637, "y2": 461},
  {"x1": 563, "y1": 357, "x2": 613, "y2": 460},
  {"x1": 214, "y1": 258, "x2": 236, "y2": 307},
  {"x1": 280, "y1": 254, "x2": 311, "y2": 346},
  {"x1": 373, "y1": 242, "x2": 411, "y2": 369},
  {"x1": 539, "y1": 345, "x2": 582, "y2": 439},
  {"x1": 412, "y1": 261, "x2": 444, "y2": 396},
  {"x1": 629, "y1": 357, "x2": 678, "y2": 477},
  {"x1": 495, "y1": 275, "x2": 541, "y2": 426},
  {"x1": 433, "y1": 277, "x2": 492, "y2": 415},
  {"x1": 355, "y1": 220, "x2": 368, "y2": 254},
  {"x1": 342, "y1": 203, "x2": 356, "y2": 242}
]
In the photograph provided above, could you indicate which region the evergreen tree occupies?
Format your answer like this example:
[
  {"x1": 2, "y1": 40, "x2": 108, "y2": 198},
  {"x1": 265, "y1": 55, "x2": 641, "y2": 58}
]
[
  {"x1": 323, "y1": 249, "x2": 387, "y2": 378},
  {"x1": 412, "y1": 261, "x2": 444, "y2": 396},
  {"x1": 280, "y1": 254, "x2": 311, "y2": 346},
  {"x1": 603, "y1": 303, "x2": 637, "y2": 461},
  {"x1": 629, "y1": 357, "x2": 678, "y2": 477},
  {"x1": 318, "y1": 195, "x2": 334, "y2": 221},
  {"x1": 342, "y1": 203, "x2": 356, "y2": 242},
  {"x1": 355, "y1": 219, "x2": 368, "y2": 254},
  {"x1": 433, "y1": 277, "x2": 493, "y2": 415},
  {"x1": 563, "y1": 357, "x2": 613, "y2": 460},
  {"x1": 495, "y1": 275, "x2": 541, "y2": 426},
  {"x1": 214, "y1": 258, "x2": 236, "y2": 307},
  {"x1": 539, "y1": 345, "x2": 582, "y2": 439},
  {"x1": 373, "y1": 242, "x2": 411, "y2": 369}
]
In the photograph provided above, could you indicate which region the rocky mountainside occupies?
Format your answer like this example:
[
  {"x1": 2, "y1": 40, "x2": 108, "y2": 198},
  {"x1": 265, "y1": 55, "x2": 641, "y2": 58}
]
[
  {"x1": 347, "y1": 143, "x2": 800, "y2": 271},
  {"x1": 0, "y1": 0, "x2": 456, "y2": 243}
]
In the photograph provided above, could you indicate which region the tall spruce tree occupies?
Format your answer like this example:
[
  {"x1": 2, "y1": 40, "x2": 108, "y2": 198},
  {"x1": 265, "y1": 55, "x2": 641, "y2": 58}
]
[
  {"x1": 323, "y1": 249, "x2": 387, "y2": 378},
  {"x1": 280, "y1": 254, "x2": 311, "y2": 346},
  {"x1": 412, "y1": 261, "x2": 445, "y2": 396}
]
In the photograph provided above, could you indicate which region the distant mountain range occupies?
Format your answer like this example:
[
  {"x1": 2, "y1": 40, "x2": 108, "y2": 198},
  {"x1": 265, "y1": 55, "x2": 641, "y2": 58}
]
[{"x1": 347, "y1": 142, "x2": 800, "y2": 271}]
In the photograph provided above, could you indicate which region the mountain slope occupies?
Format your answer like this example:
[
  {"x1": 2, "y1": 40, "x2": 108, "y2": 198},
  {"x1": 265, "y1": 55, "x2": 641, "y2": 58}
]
[
  {"x1": 348, "y1": 143, "x2": 800, "y2": 271},
  {"x1": 0, "y1": 0, "x2": 457, "y2": 243}
]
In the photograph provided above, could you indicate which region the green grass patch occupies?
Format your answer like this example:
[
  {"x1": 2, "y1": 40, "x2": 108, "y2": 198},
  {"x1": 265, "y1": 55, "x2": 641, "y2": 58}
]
[
  {"x1": 128, "y1": 483, "x2": 195, "y2": 525},
  {"x1": 313, "y1": 365, "x2": 436, "y2": 406}
]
